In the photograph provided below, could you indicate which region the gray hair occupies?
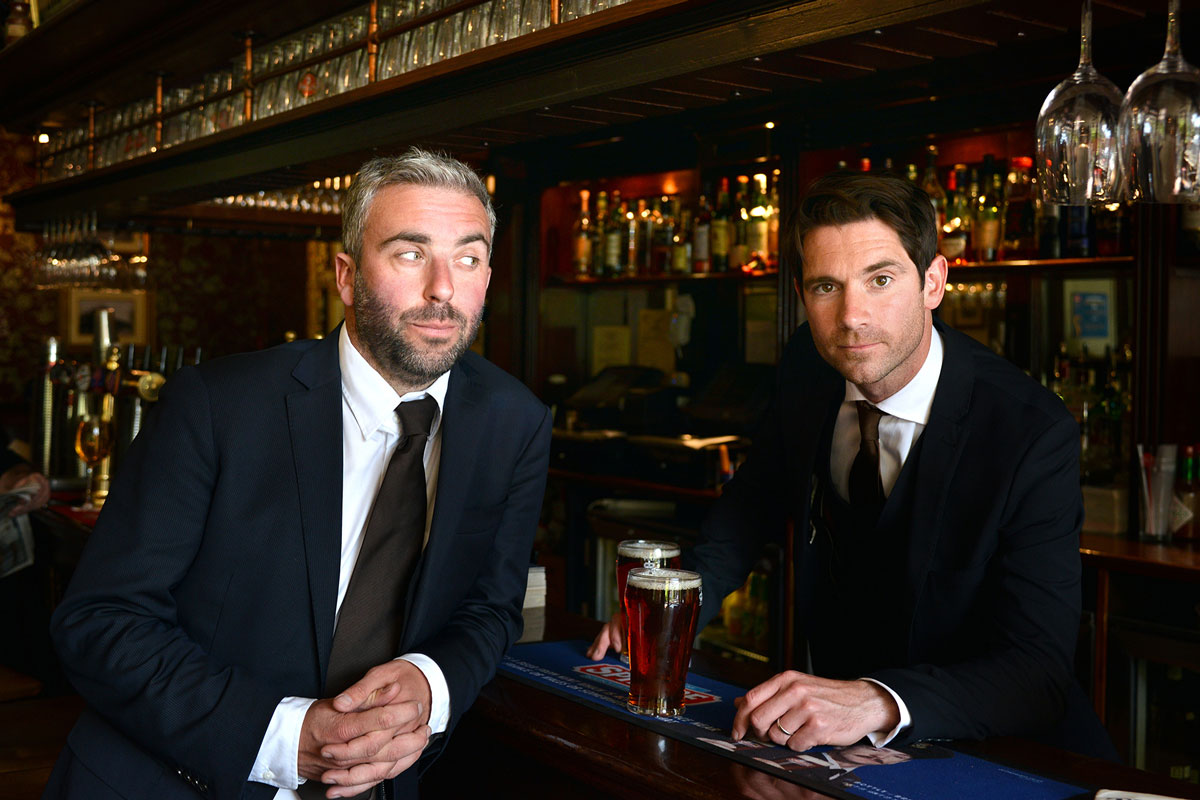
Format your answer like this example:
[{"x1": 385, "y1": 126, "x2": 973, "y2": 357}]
[{"x1": 341, "y1": 147, "x2": 496, "y2": 264}]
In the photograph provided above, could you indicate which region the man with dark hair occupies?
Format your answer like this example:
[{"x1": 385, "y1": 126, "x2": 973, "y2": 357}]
[
  {"x1": 46, "y1": 148, "x2": 552, "y2": 800},
  {"x1": 591, "y1": 169, "x2": 1112, "y2": 759}
]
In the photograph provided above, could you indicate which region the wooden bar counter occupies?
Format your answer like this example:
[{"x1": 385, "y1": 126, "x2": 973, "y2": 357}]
[{"x1": 422, "y1": 608, "x2": 1200, "y2": 800}]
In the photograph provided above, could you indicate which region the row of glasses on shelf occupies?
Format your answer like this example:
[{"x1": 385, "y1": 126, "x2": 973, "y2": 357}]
[
  {"x1": 30, "y1": 214, "x2": 148, "y2": 290},
  {"x1": 1037, "y1": 0, "x2": 1200, "y2": 204},
  {"x1": 210, "y1": 176, "x2": 350, "y2": 215},
  {"x1": 39, "y1": 0, "x2": 632, "y2": 180}
]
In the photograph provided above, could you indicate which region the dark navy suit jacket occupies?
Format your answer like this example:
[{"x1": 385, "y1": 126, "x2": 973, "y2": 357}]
[
  {"x1": 689, "y1": 317, "x2": 1113, "y2": 758},
  {"x1": 46, "y1": 330, "x2": 552, "y2": 799}
]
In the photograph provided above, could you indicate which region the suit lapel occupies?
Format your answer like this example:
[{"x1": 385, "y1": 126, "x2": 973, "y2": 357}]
[
  {"x1": 906, "y1": 320, "x2": 973, "y2": 607},
  {"x1": 403, "y1": 357, "x2": 487, "y2": 641},
  {"x1": 286, "y1": 332, "x2": 343, "y2": 684}
]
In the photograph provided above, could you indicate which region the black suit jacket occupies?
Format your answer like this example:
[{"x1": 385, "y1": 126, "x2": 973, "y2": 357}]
[
  {"x1": 690, "y1": 318, "x2": 1110, "y2": 756},
  {"x1": 46, "y1": 331, "x2": 552, "y2": 799}
]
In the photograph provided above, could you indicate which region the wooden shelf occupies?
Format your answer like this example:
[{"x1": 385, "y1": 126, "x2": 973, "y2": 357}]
[
  {"x1": 546, "y1": 268, "x2": 778, "y2": 289},
  {"x1": 948, "y1": 255, "x2": 1134, "y2": 274}
]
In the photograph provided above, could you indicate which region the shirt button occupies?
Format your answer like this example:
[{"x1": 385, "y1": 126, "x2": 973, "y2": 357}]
[{"x1": 263, "y1": 769, "x2": 274, "y2": 780}]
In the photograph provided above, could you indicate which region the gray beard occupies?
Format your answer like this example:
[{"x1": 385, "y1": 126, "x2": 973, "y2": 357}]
[{"x1": 352, "y1": 270, "x2": 482, "y2": 385}]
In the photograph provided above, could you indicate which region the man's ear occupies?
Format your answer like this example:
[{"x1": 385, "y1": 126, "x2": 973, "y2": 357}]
[{"x1": 335, "y1": 252, "x2": 355, "y2": 308}]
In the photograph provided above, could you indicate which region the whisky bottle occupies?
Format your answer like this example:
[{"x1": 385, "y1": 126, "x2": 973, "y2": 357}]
[
  {"x1": 746, "y1": 174, "x2": 771, "y2": 269},
  {"x1": 590, "y1": 191, "x2": 607, "y2": 277},
  {"x1": 921, "y1": 146, "x2": 946, "y2": 243},
  {"x1": 625, "y1": 199, "x2": 642, "y2": 276},
  {"x1": 972, "y1": 157, "x2": 1002, "y2": 262},
  {"x1": 572, "y1": 189, "x2": 592, "y2": 276},
  {"x1": 729, "y1": 175, "x2": 751, "y2": 270},
  {"x1": 603, "y1": 190, "x2": 624, "y2": 276},
  {"x1": 692, "y1": 193, "x2": 712, "y2": 274},
  {"x1": 940, "y1": 167, "x2": 969, "y2": 264},
  {"x1": 671, "y1": 204, "x2": 692, "y2": 274},
  {"x1": 711, "y1": 178, "x2": 731, "y2": 272}
]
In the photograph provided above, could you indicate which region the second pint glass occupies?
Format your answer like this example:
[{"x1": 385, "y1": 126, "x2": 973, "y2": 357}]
[
  {"x1": 624, "y1": 567, "x2": 702, "y2": 717},
  {"x1": 616, "y1": 539, "x2": 681, "y2": 657}
]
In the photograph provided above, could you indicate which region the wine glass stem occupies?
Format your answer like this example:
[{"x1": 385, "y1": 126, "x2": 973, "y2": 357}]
[
  {"x1": 1166, "y1": 0, "x2": 1182, "y2": 59},
  {"x1": 1080, "y1": 0, "x2": 1092, "y2": 68},
  {"x1": 84, "y1": 464, "x2": 94, "y2": 509}
]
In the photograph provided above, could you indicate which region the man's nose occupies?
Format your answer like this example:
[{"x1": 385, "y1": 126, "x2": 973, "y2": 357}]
[
  {"x1": 838, "y1": 286, "x2": 869, "y2": 328},
  {"x1": 424, "y1": 256, "x2": 454, "y2": 304}
]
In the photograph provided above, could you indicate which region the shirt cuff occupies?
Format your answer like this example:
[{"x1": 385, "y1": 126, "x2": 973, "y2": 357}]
[
  {"x1": 249, "y1": 696, "x2": 316, "y2": 789},
  {"x1": 860, "y1": 678, "x2": 911, "y2": 747},
  {"x1": 398, "y1": 653, "x2": 451, "y2": 735}
]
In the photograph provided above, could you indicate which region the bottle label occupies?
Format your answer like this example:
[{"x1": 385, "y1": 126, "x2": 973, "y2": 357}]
[
  {"x1": 298, "y1": 72, "x2": 319, "y2": 98},
  {"x1": 604, "y1": 232, "x2": 622, "y2": 271},
  {"x1": 974, "y1": 219, "x2": 1001, "y2": 251},
  {"x1": 693, "y1": 223, "x2": 711, "y2": 261},
  {"x1": 747, "y1": 220, "x2": 769, "y2": 254},
  {"x1": 711, "y1": 220, "x2": 730, "y2": 256},
  {"x1": 671, "y1": 243, "x2": 691, "y2": 273},
  {"x1": 940, "y1": 232, "x2": 967, "y2": 260},
  {"x1": 573, "y1": 235, "x2": 591, "y2": 273}
]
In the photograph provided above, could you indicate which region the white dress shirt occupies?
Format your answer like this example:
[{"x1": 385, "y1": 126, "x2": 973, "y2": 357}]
[
  {"x1": 827, "y1": 328, "x2": 944, "y2": 747},
  {"x1": 249, "y1": 327, "x2": 453, "y2": 794}
]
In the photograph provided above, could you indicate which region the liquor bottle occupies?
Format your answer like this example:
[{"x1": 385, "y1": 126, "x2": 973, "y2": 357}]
[
  {"x1": 1177, "y1": 444, "x2": 1198, "y2": 541},
  {"x1": 1038, "y1": 199, "x2": 1062, "y2": 259},
  {"x1": 590, "y1": 191, "x2": 607, "y2": 277},
  {"x1": 671, "y1": 204, "x2": 692, "y2": 274},
  {"x1": 625, "y1": 199, "x2": 641, "y2": 276},
  {"x1": 921, "y1": 146, "x2": 946, "y2": 242},
  {"x1": 1001, "y1": 157, "x2": 1037, "y2": 260},
  {"x1": 940, "y1": 167, "x2": 969, "y2": 265},
  {"x1": 767, "y1": 174, "x2": 780, "y2": 267},
  {"x1": 972, "y1": 157, "x2": 1002, "y2": 262},
  {"x1": 1062, "y1": 204, "x2": 1094, "y2": 258},
  {"x1": 572, "y1": 189, "x2": 592, "y2": 275},
  {"x1": 729, "y1": 175, "x2": 751, "y2": 270},
  {"x1": 4, "y1": 1, "x2": 31, "y2": 46},
  {"x1": 746, "y1": 174, "x2": 771, "y2": 269},
  {"x1": 603, "y1": 191, "x2": 624, "y2": 276},
  {"x1": 648, "y1": 197, "x2": 669, "y2": 274},
  {"x1": 711, "y1": 178, "x2": 732, "y2": 272},
  {"x1": 692, "y1": 193, "x2": 712, "y2": 274}
]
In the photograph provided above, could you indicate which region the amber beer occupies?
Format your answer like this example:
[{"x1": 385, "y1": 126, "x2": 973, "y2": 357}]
[
  {"x1": 616, "y1": 540, "x2": 681, "y2": 658},
  {"x1": 624, "y1": 567, "x2": 702, "y2": 717}
]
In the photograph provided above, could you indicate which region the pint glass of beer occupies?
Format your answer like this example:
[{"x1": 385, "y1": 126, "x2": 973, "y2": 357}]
[
  {"x1": 624, "y1": 567, "x2": 702, "y2": 717},
  {"x1": 615, "y1": 540, "x2": 681, "y2": 658}
]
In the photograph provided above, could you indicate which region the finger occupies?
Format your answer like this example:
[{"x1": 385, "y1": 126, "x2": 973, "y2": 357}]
[
  {"x1": 319, "y1": 728, "x2": 429, "y2": 789},
  {"x1": 586, "y1": 629, "x2": 610, "y2": 661},
  {"x1": 335, "y1": 679, "x2": 404, "y2": 713}
]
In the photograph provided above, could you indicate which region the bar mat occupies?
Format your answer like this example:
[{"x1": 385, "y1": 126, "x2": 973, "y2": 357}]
[{"x1": 500, "y1": 641, "x2": 1091, "y2": 800}]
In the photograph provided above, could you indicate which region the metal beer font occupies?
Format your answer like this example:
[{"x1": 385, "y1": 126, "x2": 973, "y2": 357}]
[{"x1": 624, "y1": 567, "x2": 702, "y2": 717}]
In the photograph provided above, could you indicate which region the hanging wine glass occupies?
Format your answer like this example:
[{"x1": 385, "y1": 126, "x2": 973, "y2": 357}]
[
  {"x1": 1036, "y1": 0, "x2": 1123, "y2": 204},
  {"x1": 1119, "y1": 0, "x2": 1200, "y2": 202}
]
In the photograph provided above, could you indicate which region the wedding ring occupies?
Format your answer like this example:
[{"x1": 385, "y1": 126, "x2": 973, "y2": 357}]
[{"x1": 775, "y1": 719, "x2": 795, "y2": 737}]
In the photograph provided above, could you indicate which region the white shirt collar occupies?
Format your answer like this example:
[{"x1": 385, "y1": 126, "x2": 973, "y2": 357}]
[
  {"x1": 844, "y1": 327, "x2": 943, "y2": 426},
  {"x1": 339, "y1": 325, "x2": 449, "y2": 442}
]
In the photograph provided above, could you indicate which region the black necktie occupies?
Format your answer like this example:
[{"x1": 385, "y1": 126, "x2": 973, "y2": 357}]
[
  {"x1": 324, "y1": 395, "x2": 438, "y2": 696},
  {"x1": 848, "y1": 400, "x2": 886, "y2": 510},
  {"x1": 300, "y1": 396, "x2": 437, "y2": 800}
]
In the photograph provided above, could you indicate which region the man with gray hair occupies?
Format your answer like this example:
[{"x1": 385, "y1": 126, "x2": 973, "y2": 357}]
[{"x1": 46, "y1": 147, "x2": 552, "y2": 800}]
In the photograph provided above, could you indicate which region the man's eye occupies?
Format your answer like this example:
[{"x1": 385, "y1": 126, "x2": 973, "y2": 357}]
[
  {"x1": 872, "y1": 275, "x2": 892, "y2": 287},
  {"x1": 396, "y1": 250, "x2": 421, "y2": 262},
  {"x1": 459, "y1": 255, "x2": 482, "y2": 268},
  {"x1": 812, "y1": 283, "x2": 834, "y2": 294}
]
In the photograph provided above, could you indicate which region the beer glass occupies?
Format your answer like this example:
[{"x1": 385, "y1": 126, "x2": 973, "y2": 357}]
[
  {"x1": 74, "y1": 394, "x2": 115, "y2": 511},
  {"x1": 615, "y1": 539, "x2": 680, "y2": 657},
  {"x1": 624, "y1": 567, "x2": 702, "y2": 717}
]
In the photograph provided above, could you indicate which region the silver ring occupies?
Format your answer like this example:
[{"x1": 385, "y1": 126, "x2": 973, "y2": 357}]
[{"x1": 775, "y1": 719, "x2": 795, "y2": 737}]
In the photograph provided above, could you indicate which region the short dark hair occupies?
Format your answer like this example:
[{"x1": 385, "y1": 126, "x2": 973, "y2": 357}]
[{"x1": 791, "y1": 170, "x2": 938, "y2": 280}]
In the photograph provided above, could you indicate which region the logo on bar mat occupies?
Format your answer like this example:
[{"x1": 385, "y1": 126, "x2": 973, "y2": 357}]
[{"x1": 572, "y1": 663, "x2": 720, "y2": 705}]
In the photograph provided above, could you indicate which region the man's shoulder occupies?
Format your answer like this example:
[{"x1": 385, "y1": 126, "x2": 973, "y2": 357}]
[
  {"x1": 178, "y1": 338, "x2": 327, "y2": 396},
  {"x1": 942, "y1": 324, "x2": 1071, "y2": 427},
  {"x1": 453, "y1": 350, "x2": 546, "y2": 411}
]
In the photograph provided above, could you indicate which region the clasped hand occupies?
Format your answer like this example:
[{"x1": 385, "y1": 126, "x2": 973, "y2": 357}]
[
  {"x1": 298, "y1": 660, "x2": 432, "y2": 798},
  {"x1": 587, "y1": 612, "x2": 898, "y2": 752}
]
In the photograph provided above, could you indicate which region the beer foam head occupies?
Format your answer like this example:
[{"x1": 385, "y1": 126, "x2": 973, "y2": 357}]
[
  {"x1": 618, "y1": 539, "x2": 681, "y2": 560},
  {"x1": 627, "y1": 567, "x2": 702, "y2": 591}
]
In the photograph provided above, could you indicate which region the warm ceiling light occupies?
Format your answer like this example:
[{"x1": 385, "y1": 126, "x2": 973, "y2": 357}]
[
  {"x1": 37, "y1": 133, "x2": 49, "y2": 144},
  {"x1": 765, "y1": 121, "x2": 775, "y2": 129}
]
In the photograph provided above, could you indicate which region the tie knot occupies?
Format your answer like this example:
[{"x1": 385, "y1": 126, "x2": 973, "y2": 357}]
[
  {"x1": 396, "y1": 395, "x2": 438, "y2": 442},
  {"x1": 855, "y1": 400, "x2": 884, "y2": 442}
]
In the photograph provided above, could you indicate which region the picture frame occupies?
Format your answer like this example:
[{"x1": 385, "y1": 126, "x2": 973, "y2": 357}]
[{"x1": 61, "y1": 288, "x2": 153, "y2": 348}]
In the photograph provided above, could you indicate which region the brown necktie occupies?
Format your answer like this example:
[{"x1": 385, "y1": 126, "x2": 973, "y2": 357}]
[
  {"x1": 300, "y1": 396, "x2": 437, "y2": 800},
  {"x1": 848, "y1": 400, "x2": 886, "y2": 509}
]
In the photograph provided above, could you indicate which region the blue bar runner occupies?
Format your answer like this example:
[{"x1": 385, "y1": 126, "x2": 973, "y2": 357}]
[{"x1": 499, "y1": 640, "x2": 1091, "y2": 800}]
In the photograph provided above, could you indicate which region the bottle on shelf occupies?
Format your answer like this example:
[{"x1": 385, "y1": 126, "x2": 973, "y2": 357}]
[
  {"x1": 603, "y1": 190, "x2": 624, "y2": 276},
  {"x1": 1001, "y1": 156, "x2": 1037, "y2": 260},
  {"x1": 671, "y1": 202, "x2": 692, "y2": 275},
  {"x1": 692, "y1": 193, "x2": 712, "y2": 274},
  {"x1": 921, "y1": 145, "x2": 946, "y2": 246},
  {"x1": 940, "y1": 166, "x2": 970, "y2": 265},
  {"x1": 711, "y1": 177, "x2": 732, "y2": 272},
  {"x1": 729, "y1": 175, "x2": 751, "y2": 270},
  {"x1": 572, "y1": 189, "x2": 592, "y2": 276},
  {"x1": 1062, "y1": 203, "x2": 1095, "y2": 258},
  {"x1": 767, "y1": 172, "x2": 781, "y2": 267},
  {"x1": 649, "y1": 196, "x2": 670, "y2": 274},
  {"x1": 4, "y1": 1, "x2": 32, "y2": 46},
  {"x1": 1038, "y1": 199, "x2": 1062, "y2": 259},
  {"x1": 1177, "y1": 444, "x2": 1198, "y2": 541},
  {"x1": 590, "y1": 190, "x2": 607, "y2": 277},
  {"x1": 746, "y1": 173, "x2": 771, "y2": 270},
  {"x1": 972, "y1": 155, "x2": 1003, "y2": 262},
  {"x1": 625, "y1": 199, "x2": 641, "y2": 276}
]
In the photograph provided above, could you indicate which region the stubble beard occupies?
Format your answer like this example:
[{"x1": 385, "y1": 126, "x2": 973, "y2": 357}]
[{"x1": 352, "y1": 269, "x2": 483, "y2": 385}]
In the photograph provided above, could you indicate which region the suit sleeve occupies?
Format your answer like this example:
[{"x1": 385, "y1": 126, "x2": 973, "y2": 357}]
[
  {"x1": 871, "y1": 411, "x2": 1084, "y2": 743},
  {"x1": 415, "y1": 402, "x2": 552, "y2": 761},
  {"x1": 50, "y1": 368, "x2": 281, "y2": 799}
]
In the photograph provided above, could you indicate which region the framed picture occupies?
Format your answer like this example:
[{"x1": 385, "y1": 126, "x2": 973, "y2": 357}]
[{"x1": 61, "y1": 288, "x2": 153, "y2": 348}]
